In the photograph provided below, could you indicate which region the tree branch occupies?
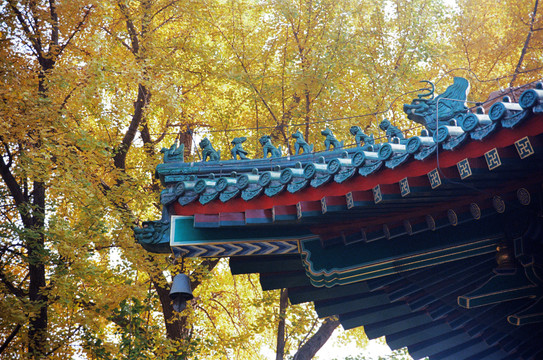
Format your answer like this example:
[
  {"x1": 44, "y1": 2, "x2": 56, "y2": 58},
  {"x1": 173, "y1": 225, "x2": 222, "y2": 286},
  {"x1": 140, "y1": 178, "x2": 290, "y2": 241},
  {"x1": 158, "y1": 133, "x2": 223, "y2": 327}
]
[
  {"x1": 117, "y1": 1, "x2": 140, "y2": 56},
  {"x1": 275, "y1": 288, "x2": 289, "y2": 360},
  {"x1": 0, "y1": 149, "x2": 30, "y2": 227},
  {"x1": 101, "y1": 26, "x2": 133, "y2": 52},
  {"x1": 292, "y1": 318, "x2": 340, "y2": 360},
  {"x1": 7, "y1": 1, "x2": 41, "y2": 55},
  {"x1": 48, "y1": 0, "x2": 59, "y2": 49},
  {"x1": 0, "y1": 268, "x2": 27, "y2": 299},
  {"x1": 58, "y1": 5, "x2": 94, "y2": 56},
  {"x1": 0, "y1": 324, "x2": 21, "y2": 355},
  {"x1": 113, "y1": 84, "x2": 150, "y2": 170},
  {"x1": 510, "y1": 0, "x2": 539, "y2": 87}
]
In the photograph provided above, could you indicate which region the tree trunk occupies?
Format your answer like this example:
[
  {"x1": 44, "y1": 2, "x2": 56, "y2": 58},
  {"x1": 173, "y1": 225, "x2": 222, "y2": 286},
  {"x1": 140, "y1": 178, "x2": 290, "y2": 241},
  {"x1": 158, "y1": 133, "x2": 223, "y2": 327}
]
[
  {"x1": 149, "y1": 257, "x2": 220, "y2": 341},
  {"x1": 292, "y1": 318, "x2": 340, "y2": 360},
  {"x1": 27, "y1": 182, "x2": 47, "y2": 359},
  {"x1": 275, "y1": 288, "x2": 289, "y2": 360}
]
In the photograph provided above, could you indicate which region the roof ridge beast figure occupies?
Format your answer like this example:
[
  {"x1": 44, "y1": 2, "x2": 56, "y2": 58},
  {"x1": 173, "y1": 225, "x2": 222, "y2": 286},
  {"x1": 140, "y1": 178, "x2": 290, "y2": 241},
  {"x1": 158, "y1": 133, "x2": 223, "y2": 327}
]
[
  {"x1": 403, "y1": 77, "x2": 470, "y2": 134},
  {"x1": 259, "y1": 135, "x2": 282, "y2": 158},
  {"x1": 292, "y1": 130, "x2": 314, "y2": 155},
  {"x1": 199, "y1": 137, "x2": 221, "y2": 162},
  {"x1": 321, "y1": 127, "x2": 344, "y2": 150}
]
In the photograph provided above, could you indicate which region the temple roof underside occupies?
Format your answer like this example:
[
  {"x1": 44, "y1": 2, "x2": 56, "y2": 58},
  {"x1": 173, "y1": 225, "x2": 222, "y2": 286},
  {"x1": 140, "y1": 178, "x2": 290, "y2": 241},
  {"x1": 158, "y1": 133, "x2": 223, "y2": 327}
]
[{"x1": 135, "y1": 79, "x2": 543, "y2": 360}]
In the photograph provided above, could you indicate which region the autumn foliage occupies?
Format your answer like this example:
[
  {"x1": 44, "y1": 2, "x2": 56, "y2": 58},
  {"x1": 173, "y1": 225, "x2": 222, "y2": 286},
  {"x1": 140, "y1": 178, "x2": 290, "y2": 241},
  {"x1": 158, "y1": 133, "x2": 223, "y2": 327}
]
[{"x1": 0, "y1": 0, "x2": 541, "y2": 359}]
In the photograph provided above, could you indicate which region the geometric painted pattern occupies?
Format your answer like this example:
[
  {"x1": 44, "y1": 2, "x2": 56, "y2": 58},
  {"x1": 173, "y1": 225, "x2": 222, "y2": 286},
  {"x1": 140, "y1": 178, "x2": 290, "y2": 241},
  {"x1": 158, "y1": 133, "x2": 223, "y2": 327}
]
[
  {"x1": 173, "y1": 240, "x2": 299, "y2": 257},
  {"x1": 373, "y1": 184, "x2": 382, "y2": 204},
  {"x1": 517, "y1": 188, "x2": 531, "y2": 205},
  {"x1": 457, "y1": 158, "x2": 472, "y2": 179},
  {"x1": 484, "y1": 148, "x2": 501, "y2": 170},
  {"x1": 515, "y1": 136, "x2": 535, "y2": 159},
  {"x1": 346, "y1": 192, "x2": 354, "y2": 209},
  {"x1": 399, "y1": 177, "x2": 410, "y2": 197},
  {"x1": 493, "y1": 196, "x2": 506, "y2": 213},
  {"x1": 427, "y1": 168, "x2": 441, "y2": 189}
]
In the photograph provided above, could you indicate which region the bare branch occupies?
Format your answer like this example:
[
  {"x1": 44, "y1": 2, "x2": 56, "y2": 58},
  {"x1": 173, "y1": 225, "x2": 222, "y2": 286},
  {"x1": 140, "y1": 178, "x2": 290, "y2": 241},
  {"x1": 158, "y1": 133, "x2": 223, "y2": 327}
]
[
  {"x1": 58, "y1": 5, "x2": 94, "y2": 56},
  {"x1": 0, "y1": 150, "x2": 30, "y2": 227},
  {"x1": 510, "y1": 0, "x2": 539, "y2": 87},
  {"x1": 117, "y1": 1, "x2": 140, "y2": 55},
  {"x1": 0, "y1": 324, "x2": 21, "y2": 355},
  {"x1": 7, "y1": 1, "x2": 42, "y2": 55},
  {"x1": 49, "y1": 0, "x2": 59, "y2": 48},
  {"x1": 113, "y1": 84, "x2": 150, "y2": 170},
  {"x1": 101, "y1": 26, "x2": 132, "y2": 52},
  {"x1": 292, "y1": 318, "x2": 340, "y2": 360},
  {"x1": 0, "y1": 268, "x2": 27, "y2": 299}
]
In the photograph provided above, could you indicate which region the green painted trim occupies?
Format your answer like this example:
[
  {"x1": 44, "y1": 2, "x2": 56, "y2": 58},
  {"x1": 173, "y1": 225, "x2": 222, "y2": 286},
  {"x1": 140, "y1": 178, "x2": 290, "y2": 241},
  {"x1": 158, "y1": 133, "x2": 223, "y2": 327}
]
[
  {"x1": 170, "y1": 216, "x2": 314, "y2": 246},
  {"x1": 300, "y1": 216, "x2": 504, "y2": 288}
]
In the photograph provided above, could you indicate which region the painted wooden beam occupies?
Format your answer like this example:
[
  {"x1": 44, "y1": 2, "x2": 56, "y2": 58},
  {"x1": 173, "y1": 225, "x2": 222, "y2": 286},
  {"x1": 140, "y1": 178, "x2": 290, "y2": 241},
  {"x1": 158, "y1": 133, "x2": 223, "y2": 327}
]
[
  {"x1": 321, "y1": 195, "x2": 347, "y2": 214},
  {"x1": 245, "y1": 209, "x2": 273, "y2": 224},
  {"x1": 301, "y1": 216, "x2": 504, "y2": 288},
  {"x1": 296, "y1": 200, "x2": 322, "y2": 219},
  {"x1": 458, "y1": 271, "x2": 539, "y2": 308},
  {"x1": 507, "y1": 298, "x2": 543, "y2": 326},
  {"x1": 272, "y1": 205, "x2": 297, "y2": 221},
  {"x1": 229, "y1": 255, "x2": 303, "y2": 275},
  {"x1": 315, "y1": 291, "x2": 390, "y2": 318},
  {"x1": 288, "y1": 282, "x2": 370, "y2": 305}
]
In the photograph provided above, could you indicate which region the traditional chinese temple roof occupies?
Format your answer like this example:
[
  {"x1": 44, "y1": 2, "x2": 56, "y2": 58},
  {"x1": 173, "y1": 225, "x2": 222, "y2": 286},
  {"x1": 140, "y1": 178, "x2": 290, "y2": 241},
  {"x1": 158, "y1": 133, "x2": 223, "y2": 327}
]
[{"x1": 135, "y1": 79, "x2": 543, "y2": 360}]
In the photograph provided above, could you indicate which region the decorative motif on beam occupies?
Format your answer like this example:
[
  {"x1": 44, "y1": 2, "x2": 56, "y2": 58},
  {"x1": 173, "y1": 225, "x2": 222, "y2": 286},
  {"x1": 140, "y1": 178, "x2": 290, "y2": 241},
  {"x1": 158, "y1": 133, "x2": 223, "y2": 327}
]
[
  {"x1": 427, "y1": 169, "x2": 441, "y2": 189},
  {"x1": 178, "y1": 240, "x2": 300, "y2": 258},
  {"x1": 302, "y1": 234, "x2": 502, "y2": 288},
  {"x1": 492, "y1": 196, "x2": 505, "y2": 213},
  {"x1": 373, "y1": 185, "x2": 382, "y2": 204},
  {"x1": 470, "y1": 203, "x2": 481, "y2": 220},
  {"x1": 170, "y1": 216, "x2": 312, "y2": 257},
  {"x1": 447, "y1": 209, "x2": 458, "y2": 226},
  {"x1": 515, "y1": 136, "x2": 535, "y2": 159},
  {"x1": 300, "y1": 217, "x2": 504, "y2": 288},
  {"x1": 456, "y1": 158, "x2": 472, "y2": 179},
  {"x1": 399, "y1": 177, "x2": 410, "y2": 197},
  {"x1": 517, "y1": 188, "x2": 531, "y2": 205},
  {"x1": 484, "y1": 148, "x2": 501, "y2": 170}
]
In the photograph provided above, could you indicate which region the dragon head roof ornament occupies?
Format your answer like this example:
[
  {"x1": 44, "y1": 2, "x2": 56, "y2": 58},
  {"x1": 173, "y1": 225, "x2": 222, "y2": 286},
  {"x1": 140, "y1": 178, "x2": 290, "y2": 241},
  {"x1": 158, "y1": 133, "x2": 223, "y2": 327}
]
[{"x1": 403, "y1": 77, "x2": 470, "y2": 134}]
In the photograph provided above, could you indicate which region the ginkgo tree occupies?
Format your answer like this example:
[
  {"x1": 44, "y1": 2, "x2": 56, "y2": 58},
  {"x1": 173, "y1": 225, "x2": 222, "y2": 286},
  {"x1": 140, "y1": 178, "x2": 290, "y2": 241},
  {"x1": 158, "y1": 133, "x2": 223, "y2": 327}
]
[{"x1": 0, "y1": 0, "x2": 542, "y2": 359}]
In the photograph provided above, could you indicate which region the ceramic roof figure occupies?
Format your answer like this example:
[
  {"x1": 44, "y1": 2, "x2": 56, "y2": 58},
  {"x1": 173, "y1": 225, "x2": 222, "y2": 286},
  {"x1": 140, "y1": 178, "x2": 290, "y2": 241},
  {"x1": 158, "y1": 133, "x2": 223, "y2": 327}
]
[
  {"x1": 404, "y1": 77, "x2": 470, "y2": 134},
  {"x1": 259, "y1": 135, "x2": 282, "y2": 158},
  {"x1": 379, "y1": 119, "x2": 404, "y2": 142},
  {"x1": 231, "y1": 137, "x2": 249, "y2": 160},
  {"x1": 349, "y1": 126, "x2": 374, "y2": 150},
  {"x1": 160, "y1": 140, "x2": 184, "y2": 162},
  {"x1": 292, "y1": 130, "x2": 314, "y2": 155},
  {"x1": 199, "y1": 137, "x2": 220, "y2": 162},
  {"x1": 321, "y1": 127, "x2": 344, "y2": 151}
]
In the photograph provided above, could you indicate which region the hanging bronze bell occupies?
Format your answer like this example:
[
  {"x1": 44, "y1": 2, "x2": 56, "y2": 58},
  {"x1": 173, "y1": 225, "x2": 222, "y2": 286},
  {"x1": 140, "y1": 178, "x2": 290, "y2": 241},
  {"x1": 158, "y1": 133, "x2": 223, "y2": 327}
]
[{"x1": 169, "y1": 273, "x2": 194, "y2": 312}]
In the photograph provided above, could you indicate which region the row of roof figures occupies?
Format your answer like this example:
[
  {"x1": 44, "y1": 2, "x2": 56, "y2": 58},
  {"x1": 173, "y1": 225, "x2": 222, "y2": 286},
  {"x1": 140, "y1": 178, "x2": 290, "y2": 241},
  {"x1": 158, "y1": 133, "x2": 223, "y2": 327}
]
[{"x1": 161, "y1": 77, "x2": 473, "y2": 163}]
